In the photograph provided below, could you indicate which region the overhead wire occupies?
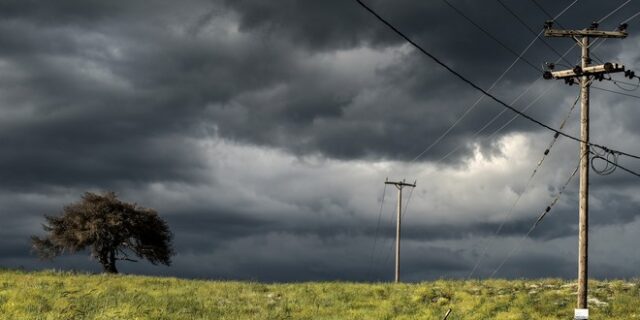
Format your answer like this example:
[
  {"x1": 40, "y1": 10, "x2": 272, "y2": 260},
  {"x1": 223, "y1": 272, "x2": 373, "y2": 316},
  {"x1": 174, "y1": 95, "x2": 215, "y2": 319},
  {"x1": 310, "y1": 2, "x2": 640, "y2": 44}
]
[
  {"x1": 590, "y1": 150, "x2": 640, "y2": 178},
  {"x1": 491, "y1": 142, "x2": 640, "y2": 277},
  {"x1": 576, "y1": 1, "x2": 634, "y2": 65},
  {"x1": 466, "y1": 93, "x2": 580, "y2": 278},
  {"x1": 410, "y1": 30, "x2": 542, "y2": 163},
  {"x1": 483, "y1": 1, "x2": 640, "y2": 277},
  {"x1": 438, "y1": 80, "x2": 552, "y2": 167},
  {"x1": 445, "y1": 45, "x2": 578, "y2": 280},
  {"x1": 356, "y1": 0, "x2": 640, "y2": 281},
  {"x1": 604, "y1": 75, "x2": 640, "y2": 91},
  {"x1": 494, "y1": 0, "x2": 573, "y2": 67},
  {"x1": 591, "y1": 85, "x2": 640, "y2": 100},
  {"x1": 376, "y1": 194, "x2": 400, "y2": 278},
  {"x1": 531, "y1": 0, "x2": 613, "y2": 64},
  {"x1": 441, "y1": 0, "x2": 541, "y2": 73},
  {"x1": 409, "y1": 0, "x2": 562, "y2": 164},
  {"x1": 401, "y1": 184, "x2": 416, "y2": 220},
  {"x1": 432, "y1": 81, "x2": 573, "y2": 280},
  {"x1": 422, "y1": 0, "x2": 581, "y2": 165},
  {"x1": 412, "y1": 0, "x2": 637, "y2": 164},
  {"x1": 403, "y1": 0, "x2": 577, "y2": 278},
  {"x1": 621, "y1": 10, "x2": 640, "y2": 24},
  {"x1": 591, "y1": 147, "x2": 618, "y2": 175},
  {"x1": 354, "y1": 0, "x2": 640, "y2": 162},
  {"x1": 611, "y1": 80, "x2": 640, "y2": 92},
  {"x1": 551, "y1": 0, "x2": 580, "y2": 20},
  {"x1": 597, "y1": 0, "x2": 633, "y2": 24},
  {"x1": 443, "y1": 1, "x2": 634, "y2": 278},
  {"x1": 529, "y1": 0, "x2": 554, "y2": 20},
  {"x1": 529, "y1": 0, "x2": 580, "y2": 25},
  {"x1": 436, "y1": 43, "x2": 578, "y2": 167},
  {"x1": 410, "y1": 0, "x2": 580, "y2": 163},
  {"x1": 485, "y1": 2, "x2": 640, "y2": 278},
  {"x1": 490, "y1": 161, "x2": 580, "y2": 278},
  {"x1": 367, "y1": 184, "x2": 387, "y2": 279}
]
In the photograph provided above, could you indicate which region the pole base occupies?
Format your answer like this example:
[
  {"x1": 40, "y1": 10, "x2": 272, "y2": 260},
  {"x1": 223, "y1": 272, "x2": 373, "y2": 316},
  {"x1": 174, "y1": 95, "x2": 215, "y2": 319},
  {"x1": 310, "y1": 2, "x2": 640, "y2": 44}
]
[{"x1": 574, "y1": 308, "x2": 588, "y2": 320}]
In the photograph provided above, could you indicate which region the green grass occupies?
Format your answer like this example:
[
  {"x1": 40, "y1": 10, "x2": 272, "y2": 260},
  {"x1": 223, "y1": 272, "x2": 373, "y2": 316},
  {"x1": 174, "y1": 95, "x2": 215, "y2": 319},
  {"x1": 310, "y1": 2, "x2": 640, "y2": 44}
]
[{"x1": 0, "y1": 269, "x2": 639, "y2": 319}]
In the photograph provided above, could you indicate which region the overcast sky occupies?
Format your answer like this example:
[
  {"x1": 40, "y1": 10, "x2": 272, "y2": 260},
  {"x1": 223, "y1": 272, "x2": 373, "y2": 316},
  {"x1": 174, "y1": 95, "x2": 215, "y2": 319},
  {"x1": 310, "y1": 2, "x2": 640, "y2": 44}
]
[{"x1": 1, "y1": 0, "x2": 640, "y2": 282}]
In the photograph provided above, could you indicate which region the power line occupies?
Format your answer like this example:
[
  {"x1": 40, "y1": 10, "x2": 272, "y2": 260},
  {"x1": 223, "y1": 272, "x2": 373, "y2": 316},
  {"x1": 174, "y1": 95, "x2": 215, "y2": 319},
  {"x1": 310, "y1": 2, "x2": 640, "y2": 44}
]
[
  {"x1": 377, "y1": 198, "x2": 399, "y2": 277},
  {"x1": 532, "y1": 0, "x2": 620, "y2": 64},
  {"x1": 401, "y1": 182, "x2": 415, "y2": 219},
  {"x1": 438, "y1": 80, "x2": 553, "y2": 166},
  {"x1": 581, "y1": 1, "x2": 635, "y2": 63},
  {"x1": 441, "y1": 0, "x2": 541, "y2": 73},
  {"x1": 410, "y1": 30, "x2": 542, "y2": 163},
  {"x1": 529, "y1": 0, "x2": 555, "y2": 21},
  {"x1": 611, "y1": 80, "x2": 639, "y2": 92},
  {"x1": 597, "y1": 0, "x2": 632, "y2": 24},
  {"x1": 529, "y1": 0, "x2": 579, "y2": 25},
  {"x1": 490, "y1": 161, "x2": 580, "y2": 278},
  {"x1": 409, "y1": 0, "x2": 576, "y2": 163},
  {"x1": 434, "y1": 44, "x2": 578, "y2": 166},
  {"x1": 605, "y1": 76, "x2": 640, "y2": 90},
  {"x1": 494, "y1": 0, "x2": 573, "y2": 67},
  {"x1": 590, "y1": 150, "x2": 640, "y2": 178},
  {"x1": 367, "y1": 184, "x2": 387, "y2": 279},
  {"x1": 621, "y1": 10, "x2": 640, "y2": 24},
  {"x1": 354, "y1": 0, "x2": 640, "y2": 161},
  {"x1": 592, "y1": 1, "x2": 640, "y2": 62},
  {"x1": 551, "y1": 0, "x2": 580, "y2": 21},
  {"x1": 354, "y1": 0, "x2": 564, "y2": 140},
  {"x1": 466, "y1": 93, "x2": 580, "y2": 278},
  {"x1": 592, "y1": 85, "x2": 640, "y2": 100}
]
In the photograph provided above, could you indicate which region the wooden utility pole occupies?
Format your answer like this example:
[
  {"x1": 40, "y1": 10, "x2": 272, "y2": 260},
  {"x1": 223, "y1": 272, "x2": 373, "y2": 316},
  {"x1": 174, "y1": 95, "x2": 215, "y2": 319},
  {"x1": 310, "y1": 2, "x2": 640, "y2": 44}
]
[
  {"x1": 543, "y1": 21, "x2": 627, "y2": 319},
  {"x1": 384, "y1": 178, "x2": 416, "y2": 283}
]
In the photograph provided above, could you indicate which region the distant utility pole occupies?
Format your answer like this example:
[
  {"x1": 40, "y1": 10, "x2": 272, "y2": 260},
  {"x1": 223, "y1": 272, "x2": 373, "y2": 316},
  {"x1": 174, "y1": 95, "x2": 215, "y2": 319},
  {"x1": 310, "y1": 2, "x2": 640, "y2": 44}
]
[
  {"x1": 543, "y1": 20, "x2": 628, "y2": 319},
  {"x1": 384, "y1": 178, "x2": 416, "y2": 283}
]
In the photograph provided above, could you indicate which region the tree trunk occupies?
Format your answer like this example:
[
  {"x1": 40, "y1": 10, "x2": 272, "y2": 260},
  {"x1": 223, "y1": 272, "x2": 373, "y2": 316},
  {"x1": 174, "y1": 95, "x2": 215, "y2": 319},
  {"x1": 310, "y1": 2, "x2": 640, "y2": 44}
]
[{"x1": 102, "y1": 250, "x2": 118, "y2": 274}]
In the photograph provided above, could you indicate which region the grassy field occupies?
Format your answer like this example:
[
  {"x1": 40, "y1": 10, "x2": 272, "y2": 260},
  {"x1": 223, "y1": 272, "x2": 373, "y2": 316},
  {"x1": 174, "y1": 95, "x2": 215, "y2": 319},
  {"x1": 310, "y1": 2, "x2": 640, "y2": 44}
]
[{"x1": 0, "y1": 270, "x2": 639, "y2": 319}]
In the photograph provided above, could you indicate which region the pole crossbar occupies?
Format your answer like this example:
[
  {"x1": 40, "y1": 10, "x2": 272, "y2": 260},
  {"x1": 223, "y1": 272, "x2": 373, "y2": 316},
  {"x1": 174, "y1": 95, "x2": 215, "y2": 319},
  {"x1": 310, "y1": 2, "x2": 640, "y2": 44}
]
[{"x1": 544, "y1": 29, "x2": 627, "y2": 38}]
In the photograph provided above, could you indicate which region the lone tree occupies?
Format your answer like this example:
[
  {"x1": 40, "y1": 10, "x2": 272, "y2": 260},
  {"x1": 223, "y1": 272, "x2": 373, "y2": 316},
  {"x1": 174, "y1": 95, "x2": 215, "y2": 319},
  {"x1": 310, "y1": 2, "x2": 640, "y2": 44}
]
[{"x1": 32, "y1": 192, "x2": 174, "y2": 274}]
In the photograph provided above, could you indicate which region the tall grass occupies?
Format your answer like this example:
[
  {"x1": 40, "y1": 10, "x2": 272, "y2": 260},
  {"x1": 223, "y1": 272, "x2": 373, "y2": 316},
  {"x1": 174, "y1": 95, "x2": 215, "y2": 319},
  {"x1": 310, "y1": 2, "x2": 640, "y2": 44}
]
[{"x1": 0, "y1": 269, "x2": 638, "y2": 319}]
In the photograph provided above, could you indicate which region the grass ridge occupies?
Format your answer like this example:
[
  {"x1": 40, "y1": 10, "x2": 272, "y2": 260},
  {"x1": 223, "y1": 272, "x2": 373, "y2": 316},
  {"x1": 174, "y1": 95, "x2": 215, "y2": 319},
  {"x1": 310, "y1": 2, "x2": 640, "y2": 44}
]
[{"x1": 0, "y1": 270, "x2": 638, "y2": 319}]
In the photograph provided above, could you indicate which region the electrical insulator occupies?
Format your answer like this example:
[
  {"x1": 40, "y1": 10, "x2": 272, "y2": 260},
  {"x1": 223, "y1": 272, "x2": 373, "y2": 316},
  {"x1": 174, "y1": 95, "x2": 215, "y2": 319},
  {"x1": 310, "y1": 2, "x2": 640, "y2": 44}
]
[
  {"x1": 544, "y1": 20, "x2": 554, "y2": 30},
  {"x1": 573, "y1": 66, "x2": 582, "y2": 75},
  {"x1": 618, "y1": 23, "x2": 628, "y2": 32}
]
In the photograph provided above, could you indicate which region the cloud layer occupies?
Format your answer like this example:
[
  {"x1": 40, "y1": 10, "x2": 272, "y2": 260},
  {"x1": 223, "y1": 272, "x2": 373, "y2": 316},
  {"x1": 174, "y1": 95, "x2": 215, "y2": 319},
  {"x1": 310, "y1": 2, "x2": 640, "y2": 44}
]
[{"x1": 1, "y1": 0, "x2": 639, "y2": 281}]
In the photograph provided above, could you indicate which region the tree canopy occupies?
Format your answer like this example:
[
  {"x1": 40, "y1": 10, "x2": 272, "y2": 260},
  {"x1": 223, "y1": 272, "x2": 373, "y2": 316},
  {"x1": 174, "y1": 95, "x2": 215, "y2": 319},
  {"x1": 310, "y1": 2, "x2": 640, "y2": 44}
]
[{"x1": 32, "y1": 192, "x2": 174, "y2": 273}]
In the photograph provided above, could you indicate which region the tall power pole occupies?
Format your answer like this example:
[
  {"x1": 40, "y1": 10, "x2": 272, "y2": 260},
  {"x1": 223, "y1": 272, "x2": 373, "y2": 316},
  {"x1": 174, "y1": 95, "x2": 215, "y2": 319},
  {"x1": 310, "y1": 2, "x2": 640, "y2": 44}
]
[
  {"x1": 543, "y1": 21, "x2": 627, "y2": 319},
  {"x1": 384, "y1": 178, "x2": 416, "y2": 283}
]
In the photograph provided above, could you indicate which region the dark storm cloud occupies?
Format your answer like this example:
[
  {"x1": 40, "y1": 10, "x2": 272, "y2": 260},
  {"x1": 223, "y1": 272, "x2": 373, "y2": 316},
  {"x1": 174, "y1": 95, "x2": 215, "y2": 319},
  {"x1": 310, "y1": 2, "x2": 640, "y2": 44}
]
[
  {"x1": 212, "y1": 0, "x2": 640, "y2": 161},
  {"x1": 1, "y1": 0, "x2": 637, "y2": 172},
  {"x1": 1, "y1": 0, "x2": 639, "y2": 282}
]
